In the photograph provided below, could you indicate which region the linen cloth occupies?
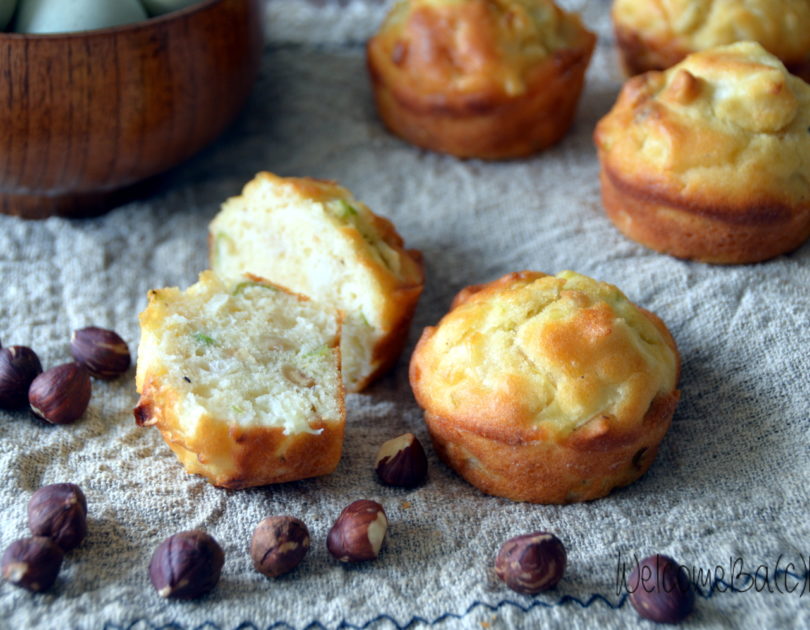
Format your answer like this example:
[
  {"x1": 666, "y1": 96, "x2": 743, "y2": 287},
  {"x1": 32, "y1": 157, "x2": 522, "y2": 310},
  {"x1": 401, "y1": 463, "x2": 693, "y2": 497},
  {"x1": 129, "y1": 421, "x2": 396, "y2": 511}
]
[{"x1": 1, "y1": 1, "x2": 808, "y2": 628}]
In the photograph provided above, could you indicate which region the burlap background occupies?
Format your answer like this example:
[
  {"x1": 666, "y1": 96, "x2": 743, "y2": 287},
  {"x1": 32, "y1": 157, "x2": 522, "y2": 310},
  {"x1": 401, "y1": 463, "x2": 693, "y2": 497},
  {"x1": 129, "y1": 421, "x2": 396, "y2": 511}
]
[{"x1": 1, "y1": 1, "x2": 808, "y2": 628}]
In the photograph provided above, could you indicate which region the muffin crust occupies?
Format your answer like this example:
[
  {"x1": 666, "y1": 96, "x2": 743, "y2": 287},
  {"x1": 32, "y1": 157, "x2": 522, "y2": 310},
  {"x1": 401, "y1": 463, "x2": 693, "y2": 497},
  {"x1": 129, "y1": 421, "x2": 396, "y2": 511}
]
[
  {"x1": 612, "y1": 0, "x2": 810, "y2": 80},
  {"x1": 595, "y1": 42, "x2": 810, "y2": 263},
  {"x1": 367, "y1": 0, "x2": 596, "y2": 159},
  {"x1": 410, "y1": 271, "x2": 680, "y2": 503}
]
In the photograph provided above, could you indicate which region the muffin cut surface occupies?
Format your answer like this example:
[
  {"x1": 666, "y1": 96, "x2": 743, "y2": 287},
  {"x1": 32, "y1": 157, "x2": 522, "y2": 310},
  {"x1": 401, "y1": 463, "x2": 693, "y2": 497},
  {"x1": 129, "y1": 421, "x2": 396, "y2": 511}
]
[
  {"x1": 134, "y1": 271, "x2": 344, "y2": 489},
  {"x1": 210, "y1": 172, "x2": 424, "y2": 392}
]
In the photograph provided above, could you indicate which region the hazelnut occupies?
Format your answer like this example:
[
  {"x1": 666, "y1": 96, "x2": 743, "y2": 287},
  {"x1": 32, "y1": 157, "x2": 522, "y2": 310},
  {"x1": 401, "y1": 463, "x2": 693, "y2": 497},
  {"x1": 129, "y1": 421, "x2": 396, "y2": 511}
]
[
  {"x1": 629, "y1": 554, "x2": 694, "y2": 624},
  {"x1": 495, "y1": 532, "x2": 566, "y2": 594},
  {"x1": 133, "y1": 400, "x2": 156, "y2": 427},
  {"x1": 1, "y1": 537, "x2": 64, "y2": 593},
  {"x1": 28, "y1": 363, "x2": 92, "y2": 425},
  {"x1": 70, "y1": 327, "x2": 131, "y2": 380},
  {"x1": 28, "y1": 483, "x2": 88, "y2": 551},
  {"x1": 149, "y1": 530, "x2": 224, "y2": 599},
  {"x1": 374, "y1": 432, "x2": 428, "y2": 488},
  {"x1": 0, "y1": 346, "x2": 43, "y2": 409},
  {"x1": 281, "y1": 365, "x2": 315, "y2": 388},
  {"x1": 327, "y1": 500, "x2": 387, "y2": 563},
  {"x1": 250, "y1": 516, "x2": 310, "y2": 577}
]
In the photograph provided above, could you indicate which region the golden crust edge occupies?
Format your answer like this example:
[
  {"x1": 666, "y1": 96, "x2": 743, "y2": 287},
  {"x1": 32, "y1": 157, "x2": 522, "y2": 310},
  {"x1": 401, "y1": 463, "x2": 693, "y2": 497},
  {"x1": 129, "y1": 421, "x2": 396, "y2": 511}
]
[
  {"x1": 134, "y1": 376, "x2": 346, "y2": 489},
  {"x1": 597, "y1": 162, "x2": 810, "y2": 264},
  {"x1": 422, "y1": 388, "x2": 679, "y2": 504}
]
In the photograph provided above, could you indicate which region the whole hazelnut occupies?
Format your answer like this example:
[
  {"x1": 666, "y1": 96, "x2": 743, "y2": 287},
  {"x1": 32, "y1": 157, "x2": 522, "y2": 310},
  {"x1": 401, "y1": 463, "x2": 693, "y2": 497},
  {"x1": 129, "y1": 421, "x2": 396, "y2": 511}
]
[
  {"x1": 28, "y1": 483, "x2": 88, "y2": 551},
  {"x1": 149, "y1": 530, "x2": 224, "y2": 599},
  {"x1": 327, "y1": 500, "x2": 387, "y2": 563},
  {"x1": 250, "y1": 516, "x2": 310, "y2": 578},
  {"x1": 1, "y1": 537, "x2": 64, "y2": 593},
  {"x1": 374, "y1": 432, "x2": 428, "y2": 488},
  {"x1": 0, "y1": 346, "x2": 43, "y2": 409},
  {"x1": 70, "y1": 327, "x2": 131, "y2": 380},
  {"x1": 628, "y1": 554, "x2": 694, "y2": 624},
  {"x1": 495, "y1": 532, "x2": 566, "y2": 594},
  {"x1": 28, "y1": 363, "x2": 92, "y2": 425}
]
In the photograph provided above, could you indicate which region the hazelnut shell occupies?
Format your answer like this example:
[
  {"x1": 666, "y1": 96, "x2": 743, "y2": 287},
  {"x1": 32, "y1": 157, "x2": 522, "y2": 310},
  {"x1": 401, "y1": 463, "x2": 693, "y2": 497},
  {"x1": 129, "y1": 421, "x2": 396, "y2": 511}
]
[
  {"x1": 1, "y1": 536, "x2": 64, "y2": 593},
  {"x1": 28, "y1": 483, "x2": 88, "y2": 551},
  {"x1": 71, "y1": 327, "x2": 131, "y2": 380},
  {"x1": 28, "y1": 363, "x2": 92, "y2": 425},
  {"x1": 375, "y1": 433, "x2": 428, "y2": 488},
  {"x1": 0, "y1": 346, "x2": 43, "y2": 409},
  {"x1": 149, "y1": 530, "x2": 224, "y2": 599},
  {"x1": 495, "y1": 531, "x2": 567, "y2": 594},
  {"x1": 250, "y1": 516, "x2": 310, "y2": 578},
  {"x1": 628, "y1": 554, "x2": 695, "y2": 624},
  {"x1": 327, "y1": 500, "x2": 388, "y2": 563}
]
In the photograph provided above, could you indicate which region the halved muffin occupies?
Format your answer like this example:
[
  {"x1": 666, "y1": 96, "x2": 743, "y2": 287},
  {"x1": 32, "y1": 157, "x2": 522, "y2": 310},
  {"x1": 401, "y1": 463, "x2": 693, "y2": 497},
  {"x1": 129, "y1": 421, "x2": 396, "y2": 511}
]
[
  {"x1": 595, "y1": 42, "x2": 810, "y2": 264},
  {"x1": 409, "y1": 271, "x2": 680, "y2": 504},
  {"x1": 134, "y1": 271, "x2": 344, "y2": 489},
  {"x1": 210, "y1": 172, "x2": 424, "y2": 392},
  {"x1": 367, "y1": 0, "x2": 596, "y2": 159},
  {"x1": 612, "y1": 0, "x2": 810, "y2": 80}
]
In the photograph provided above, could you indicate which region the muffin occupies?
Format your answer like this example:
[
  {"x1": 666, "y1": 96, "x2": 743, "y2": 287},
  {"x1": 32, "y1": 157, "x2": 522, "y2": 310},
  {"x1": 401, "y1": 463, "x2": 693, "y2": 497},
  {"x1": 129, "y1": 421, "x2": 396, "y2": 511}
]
[
  {"x1": 134, "y1": 271, "x2": 344, "y2": 489},
  {"x1": 595, "y1": 42, "x2": 810, "y2": 264},
  {"x1": 409, "y1": 271, "x2": 680, "y2": 504},
  {"x1": 613, "y1": 0, "x2": 810, "y2": 81},
  {"x1": 210, "y1": 172, "x2": 424, "y2": 392},
  {"x1": 367, "y1": 0, "x2": 596, "y2": 159}
]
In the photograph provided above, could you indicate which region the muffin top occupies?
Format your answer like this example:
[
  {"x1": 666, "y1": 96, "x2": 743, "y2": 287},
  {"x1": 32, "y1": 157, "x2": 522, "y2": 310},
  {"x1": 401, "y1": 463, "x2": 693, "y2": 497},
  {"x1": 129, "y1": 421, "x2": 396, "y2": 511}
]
[
  {"x1": 410, "y1": 271, "x2": 679, "y2": 444},
  {"x1": 369, "y1": 0, "x2": 594, "y2": 98},
  {"x1": 595, "y1": 42, "x2": 810, "y2": 208},
  {"x1": 613, "y1": 0, "x2": 810, "y2": 64}
]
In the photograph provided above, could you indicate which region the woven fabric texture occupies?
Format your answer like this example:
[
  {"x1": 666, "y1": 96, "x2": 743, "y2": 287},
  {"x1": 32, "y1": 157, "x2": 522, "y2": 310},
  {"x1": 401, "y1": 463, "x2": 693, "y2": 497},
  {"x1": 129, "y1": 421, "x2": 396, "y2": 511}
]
[{"x1": 0, "y1": 1, "x2": 808, "y2": 628}]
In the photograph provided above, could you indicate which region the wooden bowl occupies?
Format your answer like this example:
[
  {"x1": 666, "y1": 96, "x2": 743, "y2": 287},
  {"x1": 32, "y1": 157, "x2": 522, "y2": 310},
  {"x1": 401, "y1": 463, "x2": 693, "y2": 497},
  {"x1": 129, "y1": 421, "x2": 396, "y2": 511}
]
[{"x1": 0, "y1": 0, "x2": 263, "y2": 219}]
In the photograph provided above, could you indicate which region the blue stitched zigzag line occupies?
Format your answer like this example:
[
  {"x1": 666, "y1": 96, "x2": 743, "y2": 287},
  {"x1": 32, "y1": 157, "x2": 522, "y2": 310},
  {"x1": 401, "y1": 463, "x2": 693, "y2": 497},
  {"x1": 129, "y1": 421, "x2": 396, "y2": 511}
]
[
  {"x1": 103, "y1": 569, "x2": 809, "y2": 630},
  {"x1": 103, "y1": 593, "x2": 622, "y2": 630}
]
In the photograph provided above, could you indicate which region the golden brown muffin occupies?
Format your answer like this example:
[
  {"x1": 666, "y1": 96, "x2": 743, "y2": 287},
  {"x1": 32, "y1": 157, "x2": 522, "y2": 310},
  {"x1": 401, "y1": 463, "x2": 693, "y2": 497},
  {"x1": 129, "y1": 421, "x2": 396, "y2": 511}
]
[
  {"x1": 595, "y1": 42, "x2": 810, "y2": 264},
  {"x1": 367, "y1": 0, "x2": 596, "y2": 159},
  {"x1": 210, "y1": 172, "x2": 424, "y2": 392},
  {"x1": 409, "y1": 271, "x2": 680, "y2": 504},
  {"x1": 134, "y1": 271, "x2": 345, "y2": 489},
  {"x1": 613, "y1": 0, "x2": 810, "y2": 81}
]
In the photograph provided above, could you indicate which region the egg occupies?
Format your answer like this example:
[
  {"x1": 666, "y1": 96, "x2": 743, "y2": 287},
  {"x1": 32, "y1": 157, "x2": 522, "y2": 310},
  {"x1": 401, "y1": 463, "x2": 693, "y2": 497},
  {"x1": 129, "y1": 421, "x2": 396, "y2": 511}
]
[
  {"x1": 0, "y1": 0, "x2": 17, "y2": 30},
  {"x1": 141, "y1": 0, "x2": 201, "y2": 17},
  {"x1": 14, "y1": 0, "x2": 148, "y2": 34}
]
